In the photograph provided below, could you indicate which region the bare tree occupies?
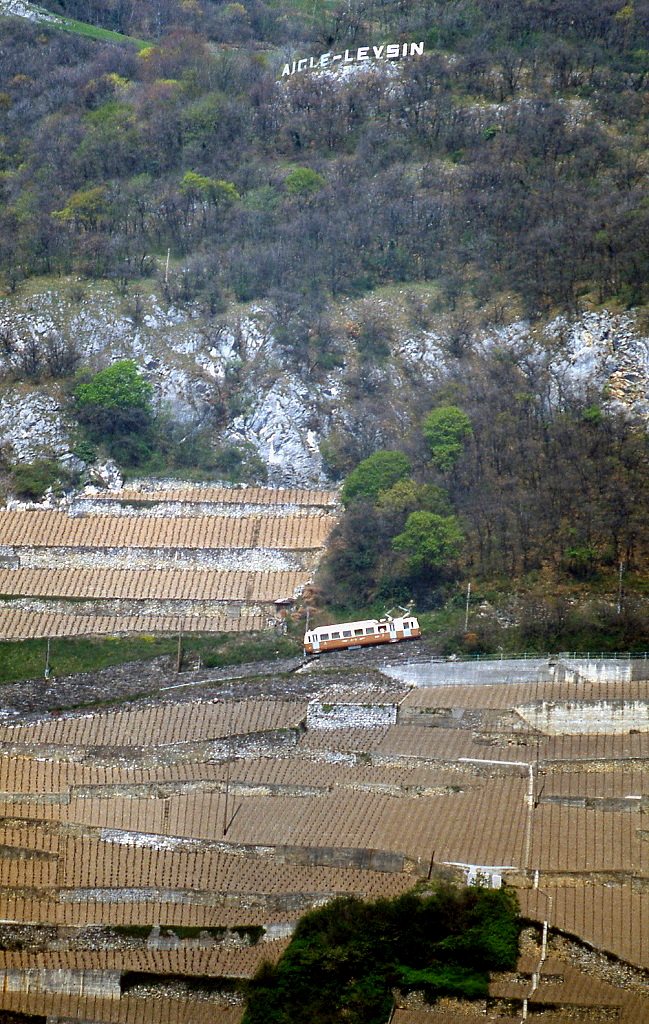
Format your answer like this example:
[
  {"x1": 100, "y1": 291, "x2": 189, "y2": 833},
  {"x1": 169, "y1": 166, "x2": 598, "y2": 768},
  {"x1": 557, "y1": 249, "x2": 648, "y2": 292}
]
[
  {"x1": 43, "y1": 331, "x2": 82, "y2": 379},
  {"x1": 17, "y1": 333, "x2": 42, "y2": 382},
  {"x1": 0, "y1": 324, "x2": 16, "y2": 361}
]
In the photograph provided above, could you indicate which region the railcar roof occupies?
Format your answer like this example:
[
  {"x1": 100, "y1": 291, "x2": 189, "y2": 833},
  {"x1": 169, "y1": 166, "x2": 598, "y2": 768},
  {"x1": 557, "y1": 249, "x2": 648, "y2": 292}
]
[{"x1": 306, "y1": 616, "x2": 417, "y2": 635}]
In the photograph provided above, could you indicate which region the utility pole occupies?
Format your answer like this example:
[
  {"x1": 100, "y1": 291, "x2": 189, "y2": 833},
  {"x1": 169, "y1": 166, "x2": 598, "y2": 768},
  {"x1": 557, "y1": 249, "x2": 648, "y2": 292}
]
[
  {"x1": 617, "y1": 561, "x2": 624, "y2": 615},
  {"x1": 44, "y1": 638, "x2": 51, "y2": 680},
  {"x1": 464, "y1": 582, "x2": 471, "y2": 633}
]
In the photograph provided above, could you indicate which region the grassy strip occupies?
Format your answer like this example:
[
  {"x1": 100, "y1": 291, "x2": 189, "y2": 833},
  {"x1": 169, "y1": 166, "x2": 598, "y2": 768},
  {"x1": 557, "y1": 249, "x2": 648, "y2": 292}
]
[
  {"x1": 0, "y1": 631, "x2": 301, "y2": 685},
  {"x1": 268, "y1": 0, "x2": 338, "y2": 18},
  {"x1": 53, "y1": 17, "x2": 149, "y2": 47},
  {"x1": 198, "y1": 632, "x2": 300, "y2": 668},
  {"x1": 0, "y1": 634, "x2": 174, "y2": 683},
  {"x1": 29, "y1": 5, "x2": 149, "y2": 47}
]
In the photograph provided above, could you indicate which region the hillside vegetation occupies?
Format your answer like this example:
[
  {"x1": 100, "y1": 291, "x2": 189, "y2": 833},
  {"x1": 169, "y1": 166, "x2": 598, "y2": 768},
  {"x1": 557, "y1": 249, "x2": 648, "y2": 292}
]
[
  {"x1": 1, "y1": 0, "x2": 648, "y2": 643},
  {"x1": 243, "y1": 883, "x2": 520, "y2": 1024},
  {"x1": 317, "y1": 387, "x2": 649, "y2": 651},
  {"x1": 0, "y1": 0, "x2": 647, "y2": 312}
]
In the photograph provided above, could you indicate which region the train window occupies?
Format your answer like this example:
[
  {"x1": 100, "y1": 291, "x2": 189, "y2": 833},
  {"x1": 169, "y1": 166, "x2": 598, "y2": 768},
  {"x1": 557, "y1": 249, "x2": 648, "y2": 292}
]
[
  {"x1": 365, "y1": 627, "x2": 375, "y2": 634},
  {"x1": 331, "y1": 631, "x2": 340, "y2": 639},
  {"x1": 354, "y1": 628, "x2": 363, "y2": 635},
  {"x1": 320, "y1": 633, "x2": 329, "y2": 640},
  {"x1": 342, "y1": 630, "x2": 352, "y2": 637}
]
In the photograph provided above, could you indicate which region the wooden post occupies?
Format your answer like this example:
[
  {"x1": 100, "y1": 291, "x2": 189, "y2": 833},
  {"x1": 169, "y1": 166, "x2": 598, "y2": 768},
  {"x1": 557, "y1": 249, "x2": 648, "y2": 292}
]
[
  {"x1": 176, "y1": 627, "x2": 183, "y2": 672},
  {"x1": 427, "y1": 849, "x2": 435, "y2": 880},
  {"x1": 223, "y1": 733, "x2": 233, "y2": 836},
  {"x1": 223, "y1": 697, "x2": 234, "y2": 836}
]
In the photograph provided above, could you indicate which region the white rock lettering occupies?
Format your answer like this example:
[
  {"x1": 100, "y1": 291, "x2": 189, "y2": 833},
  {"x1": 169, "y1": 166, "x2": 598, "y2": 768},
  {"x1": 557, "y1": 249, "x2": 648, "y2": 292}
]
[{"x1": 281, "y1": 41, "x2": 424, "y2": 77}]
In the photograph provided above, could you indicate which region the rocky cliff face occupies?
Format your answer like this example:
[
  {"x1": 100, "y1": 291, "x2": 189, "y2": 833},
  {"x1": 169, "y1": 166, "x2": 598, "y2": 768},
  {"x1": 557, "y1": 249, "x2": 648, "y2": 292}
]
[
  {"x1": 1, "y1": 280, "x2": 648, "y2": 490},
  {"x1": 0, "y1": 284, "x2": 336, "y2": 488},
  {"x1": 0, "y1": 0, "x2": 55, "y2": 21}
]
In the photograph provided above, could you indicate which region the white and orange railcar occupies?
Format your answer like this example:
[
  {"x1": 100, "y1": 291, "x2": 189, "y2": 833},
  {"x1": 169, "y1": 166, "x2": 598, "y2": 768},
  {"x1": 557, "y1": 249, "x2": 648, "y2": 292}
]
[{"x1": 303, "y1": 614, "x2": 420, "y2": 655}]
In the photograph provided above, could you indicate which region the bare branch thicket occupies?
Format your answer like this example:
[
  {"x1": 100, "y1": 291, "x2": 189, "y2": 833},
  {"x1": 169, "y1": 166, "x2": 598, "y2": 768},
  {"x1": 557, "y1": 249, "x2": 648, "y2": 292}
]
[
  {"x1": 16, "y1": 332, "x2": 43, "y2": 382},
  {"x1": 44, "y1": 330, "x2": 82, "y2": 379}
]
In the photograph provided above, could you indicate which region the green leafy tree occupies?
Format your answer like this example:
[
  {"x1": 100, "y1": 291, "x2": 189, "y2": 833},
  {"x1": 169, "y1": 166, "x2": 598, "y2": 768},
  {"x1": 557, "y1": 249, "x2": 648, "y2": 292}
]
[
  {"x1": 341, "y1": 450, "x2": 412, "y2": 507},
  {"x1": 285, "y1": 167, "x2": 326, "y2": 198},
  {"x1": 52, "y1": 185, "x2": 110, "y2": 232},
  {"x1": 393, "y1": 509, "x2": 464, "y2": 576},
  {"x1": 179, "y1": 172, "x2": 240, "y2": 206},
  {"x1": 75, "y1": 359, "x2": 152, "y2": 416},
  {"x1": 74, "y1": 359, "x2": 154, "y2": 466},
  {"x1": 377, "y1": 480, "x2": 453, "y2": 519},
  {"x1": 423, "y1": 406, "x2": 473, "y2": 471}
]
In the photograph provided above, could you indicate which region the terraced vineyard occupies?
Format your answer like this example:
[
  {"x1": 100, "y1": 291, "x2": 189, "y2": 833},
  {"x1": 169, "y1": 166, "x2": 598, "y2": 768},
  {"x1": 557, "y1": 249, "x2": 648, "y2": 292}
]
[
  {"x1": 0, "y1": 485, "x2": 338, "y2": 639},
  {"x1": 0, "y1": 654, "x2": 647, "y2": 1022}
]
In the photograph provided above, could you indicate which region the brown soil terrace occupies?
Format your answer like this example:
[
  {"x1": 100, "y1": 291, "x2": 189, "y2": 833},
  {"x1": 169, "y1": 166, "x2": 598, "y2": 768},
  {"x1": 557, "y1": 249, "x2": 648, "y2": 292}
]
[
  {"x1": 0, "y1": 488, "x2": 648, "y2": 1022},
  {"x1": 0, "y1": 649, "x2": 645, "y2": 1023},
  {"x1": 0, "y1": 485, "x2": 339, "y2": 640}
]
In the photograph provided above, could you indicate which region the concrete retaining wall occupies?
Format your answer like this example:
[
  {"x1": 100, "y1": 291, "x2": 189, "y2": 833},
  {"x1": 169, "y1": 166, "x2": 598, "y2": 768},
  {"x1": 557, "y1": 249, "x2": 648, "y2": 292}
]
[
  {"x1": 555, "y1": 659, "x2": 632, "y2": 685},
  {"x1": 0, "y1": 968, "x2": 121, "y2": 997},
  {"x1": 554, "y1": 658, "x2": 649, "y2": 683},
  {"x1": 515, "y1": 699, "x2": 649, "y2": 735},
  {"x1": 398, "y1": 706, "x2": 526, "y2": 731}
]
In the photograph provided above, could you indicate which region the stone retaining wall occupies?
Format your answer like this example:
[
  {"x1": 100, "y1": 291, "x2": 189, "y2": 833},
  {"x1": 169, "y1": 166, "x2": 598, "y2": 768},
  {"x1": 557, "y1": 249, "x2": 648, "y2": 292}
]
[
  {"x1": 0, "y1": 597, "x2": 276, "y2": 619},
  {"x1": 307, "y1": 701, "x2": 398, "y2": 730},
  {"x1": 68, "y1": 499, "x2": 327, "y2": 519},
  {"x1": 13, "y1": 546, "x2": 316, "y2": 571}
]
